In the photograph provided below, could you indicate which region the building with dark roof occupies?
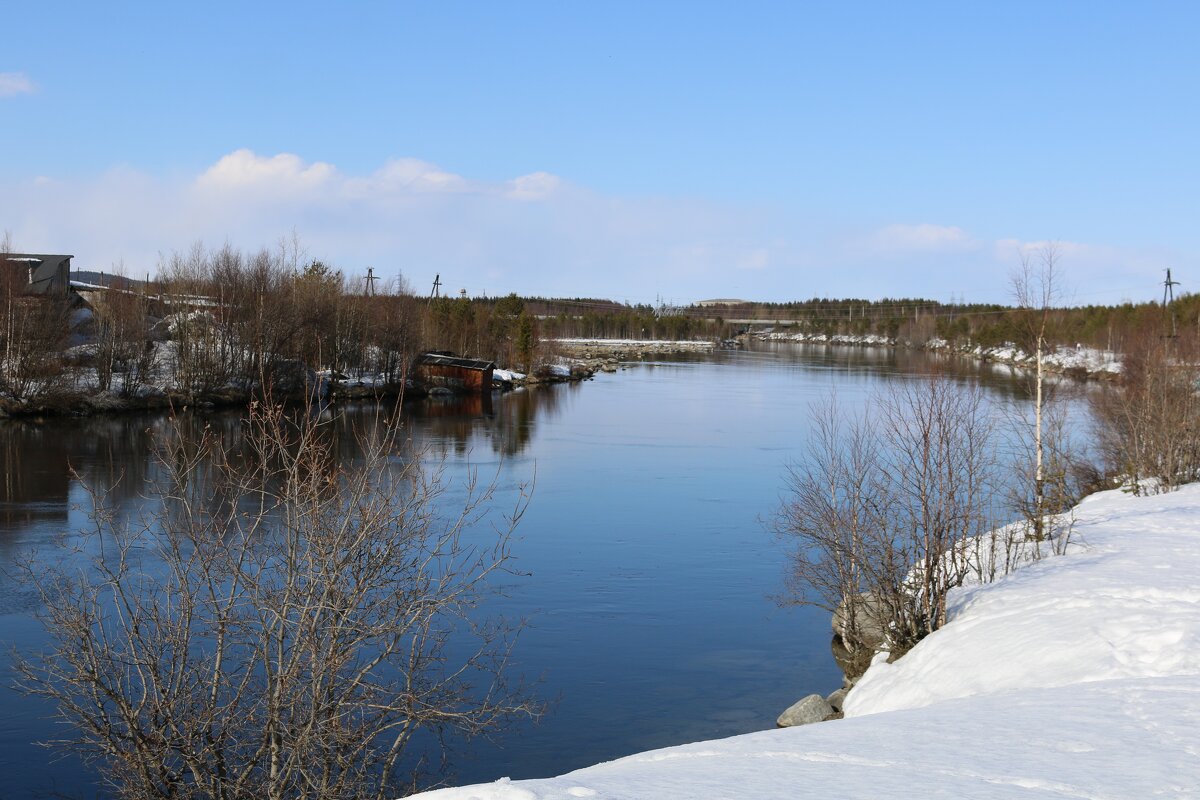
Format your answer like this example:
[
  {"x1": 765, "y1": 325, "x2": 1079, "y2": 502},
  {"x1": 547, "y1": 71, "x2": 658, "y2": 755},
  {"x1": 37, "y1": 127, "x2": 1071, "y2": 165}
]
[{"x1": 2, "y1": 253, "x2": 73, "y2": 297}]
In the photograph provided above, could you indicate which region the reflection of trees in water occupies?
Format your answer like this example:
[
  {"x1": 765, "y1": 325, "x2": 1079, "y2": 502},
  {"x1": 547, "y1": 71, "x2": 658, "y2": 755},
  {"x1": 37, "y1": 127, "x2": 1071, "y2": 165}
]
[
  {"x1": 0, "y1": 420, "x2": 70, "y2": 535},
  {"x1": 147, "y1": 409, "x2": 428, "y2": 540},
  {"x1": 1, "y1": 384, "x2": 556, "y2": 550},
  {"x1": 392, "y1": 384, "x2": 576, "y2": 459},
  {"x1": 0, "y1": 415, "x2": 162, "y2": 539},
  {"x1": 753, "y1": 341, "x2": 1049, "y2": 401}
]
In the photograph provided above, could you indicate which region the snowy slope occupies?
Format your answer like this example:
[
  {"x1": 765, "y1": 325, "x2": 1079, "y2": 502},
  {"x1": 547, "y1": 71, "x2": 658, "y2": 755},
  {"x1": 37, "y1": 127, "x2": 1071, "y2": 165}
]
[{"x1": 413, "y1": 485, "x2": 1200, "y2": 799}]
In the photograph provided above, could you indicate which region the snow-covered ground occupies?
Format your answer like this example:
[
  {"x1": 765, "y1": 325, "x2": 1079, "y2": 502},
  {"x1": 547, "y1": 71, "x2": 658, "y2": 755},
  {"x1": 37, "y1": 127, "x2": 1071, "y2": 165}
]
[
  {"x1": 968, "y1": 343, "x2": 1122, "y2": 376},
  {"x1": 414, "y1": 484, "x2": 1200, "y2": 799}
]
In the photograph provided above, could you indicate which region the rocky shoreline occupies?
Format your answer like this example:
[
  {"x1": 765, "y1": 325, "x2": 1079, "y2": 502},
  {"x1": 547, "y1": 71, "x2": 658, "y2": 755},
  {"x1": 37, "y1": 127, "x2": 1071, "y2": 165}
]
[
  {"x1": 553, "y1": 338, "x2": 717, "y2": 375},
  {"x1": 776, "y1": 593, "x2": 888, "y2": 728},
  {"x1": 753, "y1": 330, "x2": 1123, "y2": 380}
]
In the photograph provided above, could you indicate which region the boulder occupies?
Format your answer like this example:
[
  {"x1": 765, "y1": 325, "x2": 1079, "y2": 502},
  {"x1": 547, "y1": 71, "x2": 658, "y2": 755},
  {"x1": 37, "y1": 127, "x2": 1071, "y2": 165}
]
[
  {"x1": 776, "y1": 694, "x2": 834, "y2": 728},
  {"x1": 832, "y1": 592, "x2": 888, "y2": 647},
  {"x1": 825, "y1": 687, "x2": 849, "y2": 713},
  {"x1": 832, "y1": 592, "x2": 890, "y2": 685}
]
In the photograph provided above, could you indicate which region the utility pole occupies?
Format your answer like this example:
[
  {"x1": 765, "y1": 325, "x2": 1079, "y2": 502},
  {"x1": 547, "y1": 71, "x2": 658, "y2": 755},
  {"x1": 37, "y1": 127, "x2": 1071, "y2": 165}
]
[
  {"x1": 1163, "y1": 269, "x2": 1180, "y2": 339},
  {"x1": 365, "y1": 267, "x2": 378, "y2": 297},
  {"x1": 429, "y1": 273, "x2": 442, "y2": 301}
]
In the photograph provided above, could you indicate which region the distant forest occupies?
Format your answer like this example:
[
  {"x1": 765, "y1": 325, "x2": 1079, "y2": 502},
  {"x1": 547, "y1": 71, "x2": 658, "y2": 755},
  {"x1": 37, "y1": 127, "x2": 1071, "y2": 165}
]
[{"x1": 3, "y1": 242, "x2": 1197, "y2": 405}]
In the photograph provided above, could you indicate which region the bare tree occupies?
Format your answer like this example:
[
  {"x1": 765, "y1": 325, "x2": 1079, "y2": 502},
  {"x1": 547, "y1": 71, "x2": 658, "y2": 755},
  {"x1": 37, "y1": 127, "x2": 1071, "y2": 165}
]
[
  {"x1": 16, "y1": 402, "x2": 539, "y2": 799},
  {"x1": 777, "y1": 374, "x2": 999, "y2": 666},
  {"x1": 93, "y1": 274, "x2": 154, "y2": 395},
  {"x1": 1010, "y1": 243, "x2": 1064, "y2": 538},
  {"x1": 1092, "y1": 322, "x2": 1200, "y2": 493}
]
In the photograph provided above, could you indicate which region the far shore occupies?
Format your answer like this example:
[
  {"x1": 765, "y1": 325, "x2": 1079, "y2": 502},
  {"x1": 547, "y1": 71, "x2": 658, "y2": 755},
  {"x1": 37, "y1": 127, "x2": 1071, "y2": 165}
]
[{"x1": 0, "y1": 333, "x2": 1119, "y2": 421}]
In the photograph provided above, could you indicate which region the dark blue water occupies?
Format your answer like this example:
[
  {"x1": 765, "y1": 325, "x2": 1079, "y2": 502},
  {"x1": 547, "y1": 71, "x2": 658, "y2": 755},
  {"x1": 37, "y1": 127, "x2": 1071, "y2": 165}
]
[{"x1": 0, "y1": 343, "x2": 1053, "y2": 796}]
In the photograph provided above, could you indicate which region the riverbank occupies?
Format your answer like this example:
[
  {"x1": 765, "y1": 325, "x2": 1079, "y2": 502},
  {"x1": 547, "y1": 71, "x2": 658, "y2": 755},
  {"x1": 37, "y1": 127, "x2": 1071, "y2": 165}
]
[
  {"x1": 554, "y1": 332, "x2": 1123, "y2": 382},
  {"x1": 0, "y1": 351, "x2": 592, "y2": 420},
  {"x1": 414, "y1": 482, "x2": 1200, "y2": 798},
  {"x1": 0, "y1": 332, "x2": 1116, "y2": 420},
  {"x1": 553, "y1": 338, "x2": 717, "y2": 374},
  {"x1": 755, "y1": 330, "x2": 1123, "y2": 379}
]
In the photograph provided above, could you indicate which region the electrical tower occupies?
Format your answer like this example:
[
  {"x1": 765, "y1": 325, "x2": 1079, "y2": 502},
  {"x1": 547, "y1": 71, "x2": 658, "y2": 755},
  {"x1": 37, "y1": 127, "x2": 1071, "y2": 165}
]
[
  {"x1": 1163, "y1": 269, "x2": 1180, "y2": 338},
  {"x1": 429, "y1": 273, "x2": 442, "y2": 301},
  {"x1": 365, "y1": 267, "x2": 377, "y2": 297}
]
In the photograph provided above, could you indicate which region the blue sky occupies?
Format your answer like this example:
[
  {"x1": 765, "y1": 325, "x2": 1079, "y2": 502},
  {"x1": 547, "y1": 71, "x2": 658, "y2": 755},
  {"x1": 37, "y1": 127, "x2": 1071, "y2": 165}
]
[{"x1": 2, "y1": 1, "x2": 1197, "y2": 304}]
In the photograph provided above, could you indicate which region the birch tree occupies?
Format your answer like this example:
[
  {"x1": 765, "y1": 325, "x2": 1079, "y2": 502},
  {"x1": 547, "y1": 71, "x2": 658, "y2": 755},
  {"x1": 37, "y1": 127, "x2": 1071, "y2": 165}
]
[{"x1": 1010, "y1": 243, "x2": 1063, "y2": 539}]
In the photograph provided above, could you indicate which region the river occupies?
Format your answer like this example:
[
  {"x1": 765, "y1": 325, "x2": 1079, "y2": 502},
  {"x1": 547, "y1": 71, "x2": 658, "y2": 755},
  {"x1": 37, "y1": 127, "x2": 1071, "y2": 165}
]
[{"x1": 0, "y1": 342, "x2": 1070, "y2": 797}]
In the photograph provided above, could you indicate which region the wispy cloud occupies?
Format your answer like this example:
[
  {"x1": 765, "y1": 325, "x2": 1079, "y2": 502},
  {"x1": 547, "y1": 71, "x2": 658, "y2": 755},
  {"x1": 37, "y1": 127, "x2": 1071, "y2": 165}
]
[
  {"x1": 0, "y1": 151, "x2": 1181, "y2": 304},
  {"x1": 736, "y1": 247, "x2": 770, "y2": 271},
  {"x1": 0, "y1": 72, "x2": 36, "y2": 97},
  {"x1": 867, "y1": 223, "x2": 979, "y2": 255}
]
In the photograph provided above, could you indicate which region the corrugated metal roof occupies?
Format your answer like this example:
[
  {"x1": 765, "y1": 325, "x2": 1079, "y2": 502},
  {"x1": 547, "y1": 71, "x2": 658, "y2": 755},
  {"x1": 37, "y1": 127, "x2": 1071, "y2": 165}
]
[{"x1": 417, "y1": 353, "x2": 496, "y2": 371}]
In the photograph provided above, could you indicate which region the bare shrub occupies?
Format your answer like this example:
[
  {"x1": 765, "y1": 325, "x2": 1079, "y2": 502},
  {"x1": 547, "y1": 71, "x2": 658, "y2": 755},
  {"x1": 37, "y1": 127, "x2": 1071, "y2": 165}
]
[
  {"x1": 777, "y1": 375, "x2": 999, "y2": 659},
  {"x1": 16, "y1": 403, "x2": 539, "y2": 799},
  {"x1": 1092, "y1": 326, "x2": 1200, "y2": 493},
  {"x1": 94, "y1": 282, "x2": 154, "y2": 395}
]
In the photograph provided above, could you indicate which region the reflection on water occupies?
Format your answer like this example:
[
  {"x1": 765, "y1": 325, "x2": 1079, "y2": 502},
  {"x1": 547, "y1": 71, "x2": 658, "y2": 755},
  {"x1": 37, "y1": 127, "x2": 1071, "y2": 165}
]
[
  {"x1": 402, "y1": 381, "x2": 578, "y2": 459},
  {"x1": 0, "y1": 342, "x2": 1089, "y2": 797},
  {"x1": 0, "y1": 422, "x2": 69, "y2": 536}
]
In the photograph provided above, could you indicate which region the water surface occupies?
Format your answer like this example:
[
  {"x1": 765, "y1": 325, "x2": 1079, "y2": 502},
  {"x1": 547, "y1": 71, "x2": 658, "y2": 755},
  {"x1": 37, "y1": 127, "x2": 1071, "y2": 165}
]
[{"x1": 0, "y1": 343, "x2": 1059, "y2": 796}]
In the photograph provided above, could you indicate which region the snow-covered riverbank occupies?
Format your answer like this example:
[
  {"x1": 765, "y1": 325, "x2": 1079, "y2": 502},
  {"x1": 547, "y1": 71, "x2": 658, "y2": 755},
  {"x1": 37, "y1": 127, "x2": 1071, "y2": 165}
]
[
  {"x1": 758, "y1": 330, "x2": 1122, "y2": 378},
  {"x1": 414, "y1": 484, "x2": 1200, "y2": 799}
]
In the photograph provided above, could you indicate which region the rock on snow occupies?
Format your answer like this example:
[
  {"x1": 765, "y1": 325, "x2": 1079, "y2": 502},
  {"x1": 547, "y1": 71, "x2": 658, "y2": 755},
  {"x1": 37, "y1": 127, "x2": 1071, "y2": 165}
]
[{"x1": 413, "y1": 485, "x2": 1200, "y2": 799}]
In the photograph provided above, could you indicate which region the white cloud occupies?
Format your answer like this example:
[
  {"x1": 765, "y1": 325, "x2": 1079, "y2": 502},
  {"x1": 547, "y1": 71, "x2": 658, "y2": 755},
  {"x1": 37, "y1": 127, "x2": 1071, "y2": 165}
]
[
  {"x1": 196, "y1": 149, "x2": 337, "y2": 192},
  {"x1": 358, "y1": 158, "x2": 473, "y2": 194},
  {"x1": 0, "y1": 72, "x2": 36, "y2": 97},
  {"x1": 868, "y1": 223, "x2": 978, "y2": 254}
]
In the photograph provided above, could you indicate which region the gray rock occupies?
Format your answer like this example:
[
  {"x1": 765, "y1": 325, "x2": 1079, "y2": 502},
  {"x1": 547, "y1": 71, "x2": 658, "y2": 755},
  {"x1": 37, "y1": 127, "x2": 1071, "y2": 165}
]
[
  {"x1": 832, "y1": 591, "x2": 888, "y2": 647},
  {"x1": 826, "y1": 688, "x2": 849, "y2": 713},
  {"x1": 832, "y1": 591, "x2": 890, "y2": 685},
  {"x1": 776, "y1": 694, "x2": 834, "y2": 728}
]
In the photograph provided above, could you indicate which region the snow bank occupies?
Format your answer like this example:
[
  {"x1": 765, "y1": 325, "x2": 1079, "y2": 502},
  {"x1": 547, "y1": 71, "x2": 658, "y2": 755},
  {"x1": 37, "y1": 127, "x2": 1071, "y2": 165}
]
[
  {"x1": 755, "y1": 331, "x2": 1124, "y2": 376},
  {"x1": 413, "y1": 485, "x2": 1200, "y2": 799},
  {"x1": 760, "y1": 332, "x2": 894, "y2": 346},
  {"x1": 973, "y1": 343, "x2": 1122, "y2": 375}
]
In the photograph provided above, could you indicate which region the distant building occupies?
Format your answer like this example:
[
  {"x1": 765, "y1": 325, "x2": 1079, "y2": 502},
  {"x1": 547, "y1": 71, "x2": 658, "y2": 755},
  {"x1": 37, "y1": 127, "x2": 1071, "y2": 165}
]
[
  {"x1": 2, "y1": 253, "x2": 72, "y2": 297},
  {"x1": 695, "y1": 298, "x2": 749, "y2": 308}
]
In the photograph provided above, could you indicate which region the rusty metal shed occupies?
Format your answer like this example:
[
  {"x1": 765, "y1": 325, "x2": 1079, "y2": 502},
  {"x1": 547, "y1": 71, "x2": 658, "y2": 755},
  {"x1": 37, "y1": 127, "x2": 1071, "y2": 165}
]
[{"x1": 414, "y1": 353, "x2": 496, "y2": 393}]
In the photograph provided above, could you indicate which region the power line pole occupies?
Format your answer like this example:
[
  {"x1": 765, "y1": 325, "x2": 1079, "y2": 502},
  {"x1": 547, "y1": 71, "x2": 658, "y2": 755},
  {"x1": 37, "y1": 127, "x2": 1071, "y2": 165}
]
[
  {"x1": 1163, "y1": 268, "x2": 1180, "y2": 338},
  {"x1": 429, "y1": 273, "x2": 442, "y2": 301},
  {"x1": 365, "y1": 267, "x2": 377, "y2": 297}
]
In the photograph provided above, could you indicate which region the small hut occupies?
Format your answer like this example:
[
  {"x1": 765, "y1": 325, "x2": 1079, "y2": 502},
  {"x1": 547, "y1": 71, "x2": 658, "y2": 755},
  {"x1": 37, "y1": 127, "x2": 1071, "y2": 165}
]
[{"x1": 414, "y1": 353, "x2": 495, "y2": 394}]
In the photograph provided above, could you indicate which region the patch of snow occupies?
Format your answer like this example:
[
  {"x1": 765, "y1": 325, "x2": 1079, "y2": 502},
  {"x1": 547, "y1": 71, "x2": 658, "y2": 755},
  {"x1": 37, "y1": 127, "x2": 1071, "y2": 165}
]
[
  {"x1": 412, "y1": 484, "x2": 1200, "y2": 799},
  {"x1": 554, "y1": 338, "x2": 714, "y2": 349}
]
